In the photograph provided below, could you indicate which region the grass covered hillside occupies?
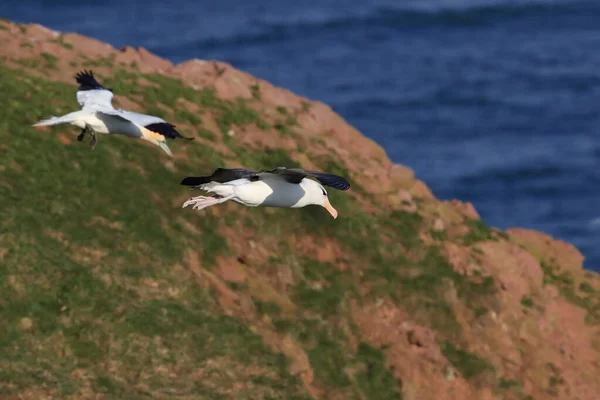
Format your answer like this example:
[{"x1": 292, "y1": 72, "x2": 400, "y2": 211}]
[{"x1": 0, "y1": 19, "x2": 599, "y2": 400}]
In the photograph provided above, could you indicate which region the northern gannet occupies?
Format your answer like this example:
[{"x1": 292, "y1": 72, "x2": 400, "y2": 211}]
[{"x1": 33, "y1": 70, "x2": 193, "y2": 156}]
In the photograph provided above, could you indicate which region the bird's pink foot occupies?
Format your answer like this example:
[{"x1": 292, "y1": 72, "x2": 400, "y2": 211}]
[{"x1": 182, "y1": 196, "x2": 222, "y2": 211}]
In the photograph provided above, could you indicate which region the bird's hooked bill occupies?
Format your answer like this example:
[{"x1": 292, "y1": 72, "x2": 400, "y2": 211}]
[{"x1": 323, "y1": 198, "x2": 338, "y2": 219}]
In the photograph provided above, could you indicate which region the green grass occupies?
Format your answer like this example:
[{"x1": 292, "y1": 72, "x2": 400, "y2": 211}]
[
  {"x1": 306, "y1": 326, "x2": 352, "y2": 388},
  {"x1": 196, "y1": 126, "x2": 218, "y2": 141},
  {"x1": 293, "y1": 324, "x2": 402, "y2": 399},
  {"x1": 579, "y1": 282, "x2": 595, "y2": 293},
  {"x1": 81, "y1": 55, "x2": 115, "y2": 68},
  {"x1": 175, "y1": 108, "x2": 202, "y2": 126},
  {"x1": 462, "y1": 219, "x2": 506, "y2": 245},
  {"x1": 14, "y1": 58, "x2": 41, "y2": 69},
  {"x1": 541, "y1": 261, "x2": 600, "y2": 324},
  {"x1": 144, "y1": 105, "x2": 167, "y2": 119},
  {"x1": 237, "y1": 147, "x2": 301, "y2": 171},
  {"x1": 258, "y1": 256, "x2": 404, "y2": 398},
  {"x1": 440, "y1": 341, "x2": 494, "y2": 382},
  {"x1": 546, "y1": 362, "x2": 565, "y2": 396},
  {"x1": 250, "y1": 83, "x2": 261, "y2": 100},
  {"x1": 497, "y1": 377, "x2": 523, "y2": 396},
  {"x1": 49, "y1": 35, "x2": 74, "y2": 50},
  {"x1": 520, "y1": 296, "x2": 534, "y2": 308},
  {"x1": 216, "y1": 98, "x2": 262, "y2": 134},
  {"x1": 292, "y1": 258, "x2": 356, "y2": 317},
  {"x1": 254, "y1": 300, "x2": 282, "y2": 316},
  {"x1": 430, "y1": 228, "x2": 448, "y2": 241},
  {"x1": 274, "y1": 120, "x2": 295, "y2": 136},
  {"x1": 387, "y1": 210, "x2": 424, "y2": 250},
  {"x1": 353, "y1": 343, "x2": 403, "y2": 400}
]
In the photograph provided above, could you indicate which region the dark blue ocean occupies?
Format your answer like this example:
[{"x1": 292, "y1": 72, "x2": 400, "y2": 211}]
[{"x1": 3, "y1": 0, "x2": 600, "y2": 272}]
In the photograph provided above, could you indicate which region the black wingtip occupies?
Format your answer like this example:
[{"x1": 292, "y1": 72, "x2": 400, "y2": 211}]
[
  {"x1": 74, "y1": 69, "x2": 108, "y2": 91},
  {"x1": 145, "y1": 122, "x2": 195, "y2": 141},
  {"x1": 335, "y1": 182, "x2": 351, "y2": 191},
  {"x1": 180, "y1": 133, "x2": 195, "y2": 140},
  {"x1": 339, "y1": 178, "x2": 351, "y2": 191},
  {"x1": 74, "y1": 69, "x2": 94, "y2": 83},
  {"x1": 330, "y1": 182, "x2": 350, "y2": 191},
  {"x1": 315, "y1": 174, "x2": 350, "y2": 191}
]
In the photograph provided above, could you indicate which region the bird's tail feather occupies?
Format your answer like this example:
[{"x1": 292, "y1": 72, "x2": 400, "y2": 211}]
[
  {"x1": 33, "y1": 110, "x2": 90, "y2": 128},
  {"x1": 32, "y1": 115, "x2": 71, "y2": 127},
  {"x1": 156, "y1": 141, "x2": 173, "y2": 157}
]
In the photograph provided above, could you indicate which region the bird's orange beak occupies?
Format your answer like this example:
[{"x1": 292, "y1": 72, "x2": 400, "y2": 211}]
[{"x1": 323, "y1": 198, "x2": 338, "y2": 219}]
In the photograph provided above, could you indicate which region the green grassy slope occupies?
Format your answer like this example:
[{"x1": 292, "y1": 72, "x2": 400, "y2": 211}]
[{"x1": 1, "y1": 54, "x2": 599, "y2": 399}]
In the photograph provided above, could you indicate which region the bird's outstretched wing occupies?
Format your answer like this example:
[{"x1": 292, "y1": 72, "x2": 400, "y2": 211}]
[
  {"x1": 95, "y1": 110, "x2": 137, "y2": 124},
  {"x1": 181, "y1": 167, "x2": 351, "y2": 191},
  {"x1": 121, "y1": 110, "x2": 194, "y2": 140},
  {"x1": 75, "y1": 70, "x2": 114, "y2": 111},
  {"x1": 119, "y1": 110, "x2": 165, "y2": 127},
  {"x1": 180, "y1": 168, "x2": 260, "y2": 187},
  {"x1": 265, "y1": 167, "x2": 350, "y2": 191}
]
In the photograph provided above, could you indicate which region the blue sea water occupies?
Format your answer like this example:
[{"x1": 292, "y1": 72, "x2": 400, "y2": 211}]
[{"x1": 3, "y1": 0, "x2": 600, "y2": 272}]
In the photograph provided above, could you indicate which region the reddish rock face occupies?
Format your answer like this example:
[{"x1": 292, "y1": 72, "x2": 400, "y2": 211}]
[
  {"x1": 448, "y1": 199, "x2": 481, "y2": 220},
  {"x1": 508, "y1": 228, "x2": 586, "y2": 272},
  {"x1": 217, "y1": 257, "x2": 247, "y2": 283}
]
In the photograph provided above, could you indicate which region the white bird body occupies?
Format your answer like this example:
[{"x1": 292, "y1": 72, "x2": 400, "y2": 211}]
[
  {"x1": 202, "y1": 176, "x2": 325, "y2": 208},
  {"x1": 33, "y1": 70, "x2": 193, "y2": 156},
  {"x1": 181, "y1": 167, "x2": 351, "y2": 218}
]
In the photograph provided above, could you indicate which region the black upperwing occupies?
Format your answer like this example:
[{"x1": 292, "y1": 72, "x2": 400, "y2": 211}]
[
  {"x1": 180, "y1": 168, "x2": 260, "y2": 187},
  {"x1": 181, "y1": 166, "x2": 350, "y2": 190},
  {"x1": 266, "y1": 167, "x2": 350, "y2": 191},
  {"x1": 144, "y1": 122, "x2": 194, "y2": 141}
]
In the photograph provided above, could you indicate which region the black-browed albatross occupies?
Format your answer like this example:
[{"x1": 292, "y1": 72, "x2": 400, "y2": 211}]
[
  {"x1": 33, "y1": 70, "x2": 193, "y2": 156},
  {"x1": 180, "y1": 167, "x2": 350, "y2": 218}
]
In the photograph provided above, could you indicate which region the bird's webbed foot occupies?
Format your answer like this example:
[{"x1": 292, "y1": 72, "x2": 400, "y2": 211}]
[{"x1": 182, "y1": 196, "x2": 225, "y2": 211}]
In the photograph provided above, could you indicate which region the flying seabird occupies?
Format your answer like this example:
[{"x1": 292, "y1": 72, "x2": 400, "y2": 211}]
[
  {"x1": 180, "y1": 167, "x2": 350, "y2": 218},
  {"x1": 32, "y1": 70, "x2": 193, "y2": 156}
]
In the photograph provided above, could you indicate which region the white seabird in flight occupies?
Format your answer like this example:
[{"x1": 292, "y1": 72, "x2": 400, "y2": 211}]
[
  {"x1": 33, "y1": 70, "x2": 193, "y2": 156},
  {"x1": 180, "y1": 167, "x2": 351, "y2": 218}
]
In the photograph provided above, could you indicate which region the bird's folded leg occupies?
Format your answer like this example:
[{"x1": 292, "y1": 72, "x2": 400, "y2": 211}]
[
  {"x1": 77, "y1": 127, "x2": 87, "y2": 142},
  {"x1": 88, "y1": 126, "x2": 98, "y2": 150},
  {"x1": 182, "y1": 195, "x2": 232, "y2": 211}
]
